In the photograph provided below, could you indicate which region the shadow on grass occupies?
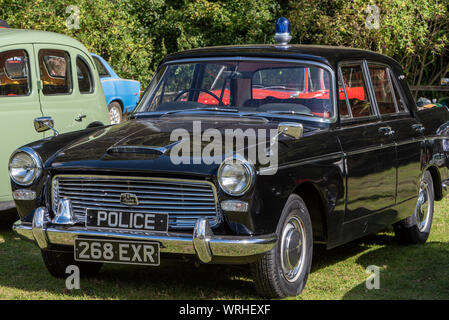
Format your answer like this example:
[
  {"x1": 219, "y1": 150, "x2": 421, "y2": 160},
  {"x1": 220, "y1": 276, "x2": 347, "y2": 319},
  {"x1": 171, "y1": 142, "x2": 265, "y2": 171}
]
[
  {"x1": 341, "y1": 240, "x2": 449, "y2": 299},
  {"x1": 2, "y1": 209, "x2": 447, "y2": 299},
  {"x1": 311, "y1": 231, "x2": 396, "y2": 273}
]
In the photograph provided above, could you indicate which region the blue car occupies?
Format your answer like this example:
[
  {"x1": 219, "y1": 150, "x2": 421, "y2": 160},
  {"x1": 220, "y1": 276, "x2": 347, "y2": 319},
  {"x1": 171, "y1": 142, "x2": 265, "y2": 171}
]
[{"x1": 91, "y1": 53, "x2": 141, "y2": 124}]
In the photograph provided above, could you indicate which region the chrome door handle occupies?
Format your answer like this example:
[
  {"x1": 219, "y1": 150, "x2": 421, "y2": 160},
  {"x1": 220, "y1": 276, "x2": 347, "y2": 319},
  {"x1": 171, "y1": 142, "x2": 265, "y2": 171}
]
[
  {"x1": 75, "y1": 114, "x2": 86, "y2": 122},
  {"x1": 378, "y1": 126, "x2": 395, "y2": 136},
  {"x1": 412, "y1": 123, "x2": 425, "y2": 133}
]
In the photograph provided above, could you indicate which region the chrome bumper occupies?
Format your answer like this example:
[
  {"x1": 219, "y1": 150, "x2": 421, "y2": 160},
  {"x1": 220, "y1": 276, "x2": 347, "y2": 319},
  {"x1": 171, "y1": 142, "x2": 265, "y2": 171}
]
[{"x1": 12, "y1": 207, "x2": 277, "y2": 263}]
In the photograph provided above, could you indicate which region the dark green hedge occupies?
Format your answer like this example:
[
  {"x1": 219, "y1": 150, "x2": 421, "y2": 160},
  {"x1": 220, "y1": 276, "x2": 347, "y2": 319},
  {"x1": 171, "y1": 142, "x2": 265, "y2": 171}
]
[{"x1": 1, "y1": 0, "x2": 448, "y2": 87}]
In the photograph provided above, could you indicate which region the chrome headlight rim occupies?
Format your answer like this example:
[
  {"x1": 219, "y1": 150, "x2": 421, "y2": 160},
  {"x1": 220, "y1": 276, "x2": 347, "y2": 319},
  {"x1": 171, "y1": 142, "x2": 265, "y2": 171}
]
[
  {"x1": 217, "y1": 154, "x2": 255, "y2": 196},
  {"x1": 9, "y1": 147, "x2": 43, "y2": 186}
]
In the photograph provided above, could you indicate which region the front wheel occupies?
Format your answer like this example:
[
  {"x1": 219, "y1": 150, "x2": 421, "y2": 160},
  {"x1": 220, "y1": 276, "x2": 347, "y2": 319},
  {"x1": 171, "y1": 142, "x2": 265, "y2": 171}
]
[
  {"x1": 394, "y1": 170, "x2": 434, "y2": 244},
  {"x1": 41, "y1": 250, "x2": 102, "y2": 279},
  {"x1": 251, "y1": 194, "x2": 313, "y2": 298}
]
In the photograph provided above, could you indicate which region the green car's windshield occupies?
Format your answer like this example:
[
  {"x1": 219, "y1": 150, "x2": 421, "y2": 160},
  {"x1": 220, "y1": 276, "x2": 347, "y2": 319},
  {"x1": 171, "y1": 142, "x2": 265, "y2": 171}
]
[{"x1": 135, "y1": 60, "x2": 334, "y2": 119}]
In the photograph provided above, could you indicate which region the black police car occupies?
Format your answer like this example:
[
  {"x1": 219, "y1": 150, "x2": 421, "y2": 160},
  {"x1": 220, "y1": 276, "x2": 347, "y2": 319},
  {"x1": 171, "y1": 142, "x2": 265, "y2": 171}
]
[{"x1": 11, "y1": 18, "x2": 449, "y2": 297}]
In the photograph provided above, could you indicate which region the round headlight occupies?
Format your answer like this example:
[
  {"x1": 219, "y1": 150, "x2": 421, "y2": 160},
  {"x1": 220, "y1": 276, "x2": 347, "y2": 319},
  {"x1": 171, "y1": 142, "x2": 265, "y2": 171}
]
[
  {"x1": 9, "y1": 147, "x2": 42, "y2": 186},
  {"x1": 218, "y1": 156, "x2": 255, "y2": 196}
]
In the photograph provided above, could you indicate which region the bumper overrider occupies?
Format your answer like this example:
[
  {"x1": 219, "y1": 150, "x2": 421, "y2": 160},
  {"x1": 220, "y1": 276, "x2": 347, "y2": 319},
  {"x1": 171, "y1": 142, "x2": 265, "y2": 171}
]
[{"x1": 13, "y1": 207, "x2": 277, "y2": 263}]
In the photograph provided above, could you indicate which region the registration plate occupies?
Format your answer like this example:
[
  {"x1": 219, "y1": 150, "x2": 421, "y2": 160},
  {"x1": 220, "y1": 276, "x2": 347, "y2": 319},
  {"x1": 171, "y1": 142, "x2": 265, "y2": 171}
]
[
  {"x1": 86, "y1": 209, "x2": 168, "y2": 232},
  {"x1": 74, "y1": 238, "x2": 160, "y2": 266}
]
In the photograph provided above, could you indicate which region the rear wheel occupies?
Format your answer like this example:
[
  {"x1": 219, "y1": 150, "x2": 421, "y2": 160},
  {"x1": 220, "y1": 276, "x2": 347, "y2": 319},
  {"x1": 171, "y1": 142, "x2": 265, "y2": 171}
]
[
  {"x1": 394, "y1": 170, "x2": 434, "y2": 244},
  {"x1": 41, "y1": 250, "x2": 102, "y2": 279},
  {"x1": 108, "y1": 101, "x2": 123, "y2": 124},
  {"x1": 251, "y1": 194, "x2": 313, "y2": 298}
]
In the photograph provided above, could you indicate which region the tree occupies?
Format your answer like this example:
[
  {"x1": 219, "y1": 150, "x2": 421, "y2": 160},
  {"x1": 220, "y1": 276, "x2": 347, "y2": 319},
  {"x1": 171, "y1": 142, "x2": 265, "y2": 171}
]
[
  {"x1": 288, "y1": 0, "x2": 449, "y2": 86},
  {"x1": 0, "y1": 0, "x2": 152, "y2": 83}
]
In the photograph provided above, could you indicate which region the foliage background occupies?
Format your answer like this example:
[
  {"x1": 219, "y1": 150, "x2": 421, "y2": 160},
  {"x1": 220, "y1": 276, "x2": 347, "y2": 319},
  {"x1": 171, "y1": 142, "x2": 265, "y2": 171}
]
[{"x1": 1, "y1": 0, "x2": 448, "y2": 88}]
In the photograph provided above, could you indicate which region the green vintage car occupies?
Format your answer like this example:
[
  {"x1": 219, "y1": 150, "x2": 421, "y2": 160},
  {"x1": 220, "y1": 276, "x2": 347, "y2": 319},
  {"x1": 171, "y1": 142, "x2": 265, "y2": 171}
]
[{"x1": 0, "y1": 28, "x2": 110, "y2": 211}]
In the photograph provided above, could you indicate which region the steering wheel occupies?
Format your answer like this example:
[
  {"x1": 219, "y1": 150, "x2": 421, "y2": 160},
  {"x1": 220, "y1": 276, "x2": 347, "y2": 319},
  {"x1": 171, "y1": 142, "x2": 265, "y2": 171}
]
[{"x1": 174, "y1": 88, "x2": 224, "y2": 106}]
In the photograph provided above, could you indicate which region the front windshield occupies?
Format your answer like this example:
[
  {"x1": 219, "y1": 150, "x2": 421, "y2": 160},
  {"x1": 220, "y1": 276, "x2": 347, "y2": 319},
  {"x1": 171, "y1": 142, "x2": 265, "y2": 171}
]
[{"x1": 136, "y1": 60, "x2": 334, "y2": 118}]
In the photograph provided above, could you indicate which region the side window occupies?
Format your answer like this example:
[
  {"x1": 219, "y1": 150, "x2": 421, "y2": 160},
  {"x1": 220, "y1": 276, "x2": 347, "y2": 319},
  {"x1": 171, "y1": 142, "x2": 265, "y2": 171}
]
[
  {"x1": 76, "y1": 57, "x2": 94, "y2": 94},
  {"x1": 38, "y1": 49, "x2": 71, "y2": 95},
  {"x1": 368, "y1": 65, "x2": 397, "y2": 114},
  {"x1": 389, "y1": 70, "x2": 407, "y2": 112},
  {"x1": 0, "y1": 49, "x2": 30, "y2": 96},
  {"x1": 93, "y1": 56, "x2": 110, "y2": 78},
  {"x1": 340, "y1": 64, "x2": 373, "y2": 118}
]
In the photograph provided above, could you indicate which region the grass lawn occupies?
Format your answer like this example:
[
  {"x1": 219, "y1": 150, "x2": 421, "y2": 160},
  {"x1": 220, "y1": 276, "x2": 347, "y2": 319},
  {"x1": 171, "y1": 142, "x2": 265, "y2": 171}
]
[{"x1": 0, "y1": 198, "x2": 448, "y2": 300}]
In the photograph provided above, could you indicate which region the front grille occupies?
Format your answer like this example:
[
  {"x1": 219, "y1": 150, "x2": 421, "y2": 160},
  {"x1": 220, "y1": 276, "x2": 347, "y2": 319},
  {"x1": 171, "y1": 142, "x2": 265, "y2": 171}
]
[{"x1": 52, "y1": 175, "x2": 220, "y2": 229}]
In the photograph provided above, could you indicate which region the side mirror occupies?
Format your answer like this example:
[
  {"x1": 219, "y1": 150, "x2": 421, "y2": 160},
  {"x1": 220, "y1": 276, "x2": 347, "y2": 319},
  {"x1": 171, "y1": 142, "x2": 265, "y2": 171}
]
[
  {"x1": 278, "y1": 122, "x2": 303, "y2": 139},
  {"x1": 34, "y1": 117, "x2": 58, "y2": 136}
]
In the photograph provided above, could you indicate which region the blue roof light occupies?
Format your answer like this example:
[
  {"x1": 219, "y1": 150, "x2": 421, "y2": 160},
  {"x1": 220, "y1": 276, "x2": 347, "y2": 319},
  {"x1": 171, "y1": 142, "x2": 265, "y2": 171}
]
[
  {"x1": 274, "y1": 17, "x2": 292, "y2": 46},
  {"x1": 275, "y1": 17, "x2": 291, "y2": 35}
]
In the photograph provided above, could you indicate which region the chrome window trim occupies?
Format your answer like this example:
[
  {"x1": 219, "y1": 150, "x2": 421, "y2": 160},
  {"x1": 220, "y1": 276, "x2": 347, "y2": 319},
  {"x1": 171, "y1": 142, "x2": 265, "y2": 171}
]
[
  {"x1": 138, "y1": 57, "x2": 337, "y2": 124},
  {"x1": 338, "y1": 67, "x2": 353, "y2": 119},
  {"x1": 386, "y1": 68, "x2": 400, "y2": 113},
  {"x1": 338, "y1": 60, "x2": 380, "y2": 123},
  {"x1": 362, "y1": 60, "x2": 381, "y2": 117},
  {"x1": 365, "y1": 60, "x2": 409, "y2": 117},
  {"x1": 388, "y1": 69, "x2": 409, "y2": 114}
]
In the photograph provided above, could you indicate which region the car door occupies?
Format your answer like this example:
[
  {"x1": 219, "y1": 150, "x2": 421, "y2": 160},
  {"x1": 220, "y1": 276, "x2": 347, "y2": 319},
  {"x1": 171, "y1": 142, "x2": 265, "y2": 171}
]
[
  {"x1": 0, "y1": 45, "x2": 43, "y2": 203},
  {"x1": 336, "y1": 61, "x2": 397, "y2": 224},
  {"x1": 366, "y1": 62, "x2": 423, "y2": 209},
  {"x1": 73, "y1": 51, "x2": 107, "y2": 127},
  {"x1": 33, "y1": 44, "x2": 86, "y2": 134}
]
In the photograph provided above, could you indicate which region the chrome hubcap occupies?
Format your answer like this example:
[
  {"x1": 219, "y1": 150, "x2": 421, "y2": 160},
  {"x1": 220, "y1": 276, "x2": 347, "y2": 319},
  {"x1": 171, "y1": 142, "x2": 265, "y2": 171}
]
[
  {"x1": 109, "y1": 107, "x2": 121, "y2": 125},
  {"x1": 280, "y1": 215, "x2": 306, "y2": 282},
  {"x1": 416, "y1": 181, "x2": 430, "y2": 232}
]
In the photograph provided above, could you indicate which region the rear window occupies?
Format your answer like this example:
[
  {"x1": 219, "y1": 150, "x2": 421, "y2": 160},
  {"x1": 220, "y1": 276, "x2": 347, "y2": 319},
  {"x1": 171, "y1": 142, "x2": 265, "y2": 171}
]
[
  {"x1": 93, "y1": 56, "x2": 110, "y2": 78},
  {"x1": 0, "y1": 50, "x2": 30, "y2": 96}
]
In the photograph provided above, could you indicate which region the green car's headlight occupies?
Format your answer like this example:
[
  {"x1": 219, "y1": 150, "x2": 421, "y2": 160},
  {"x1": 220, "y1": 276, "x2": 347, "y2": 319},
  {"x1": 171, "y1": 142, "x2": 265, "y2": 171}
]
[
  {"x1": 9, "y1": 147, "x2": 42, "y2": 186},
  {"x1": 218, "y1": 155, "x2": 255, "y2": 196}
]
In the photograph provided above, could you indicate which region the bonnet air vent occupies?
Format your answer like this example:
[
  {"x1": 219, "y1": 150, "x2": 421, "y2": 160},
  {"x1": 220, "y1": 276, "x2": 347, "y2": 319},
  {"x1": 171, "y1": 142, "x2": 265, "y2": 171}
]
[{"x1": 107, "y1": 146, "x2": 167, "y2": 155}]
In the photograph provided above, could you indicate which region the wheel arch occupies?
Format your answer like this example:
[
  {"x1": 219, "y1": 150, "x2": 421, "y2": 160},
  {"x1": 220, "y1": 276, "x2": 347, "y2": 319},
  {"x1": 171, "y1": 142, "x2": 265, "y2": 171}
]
[
  {"x1": 292, "y1": 182, "x2": 328, "y2": 243},
  {"x1": 86, "y1": 121, "x2": 104, "y2": 129},
  {"x1": 108, "y1": 99, "x2": 124, "y2": 112},
  {"x1": 425, "y1": 165, "x2": 443, "y2": 201}
]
